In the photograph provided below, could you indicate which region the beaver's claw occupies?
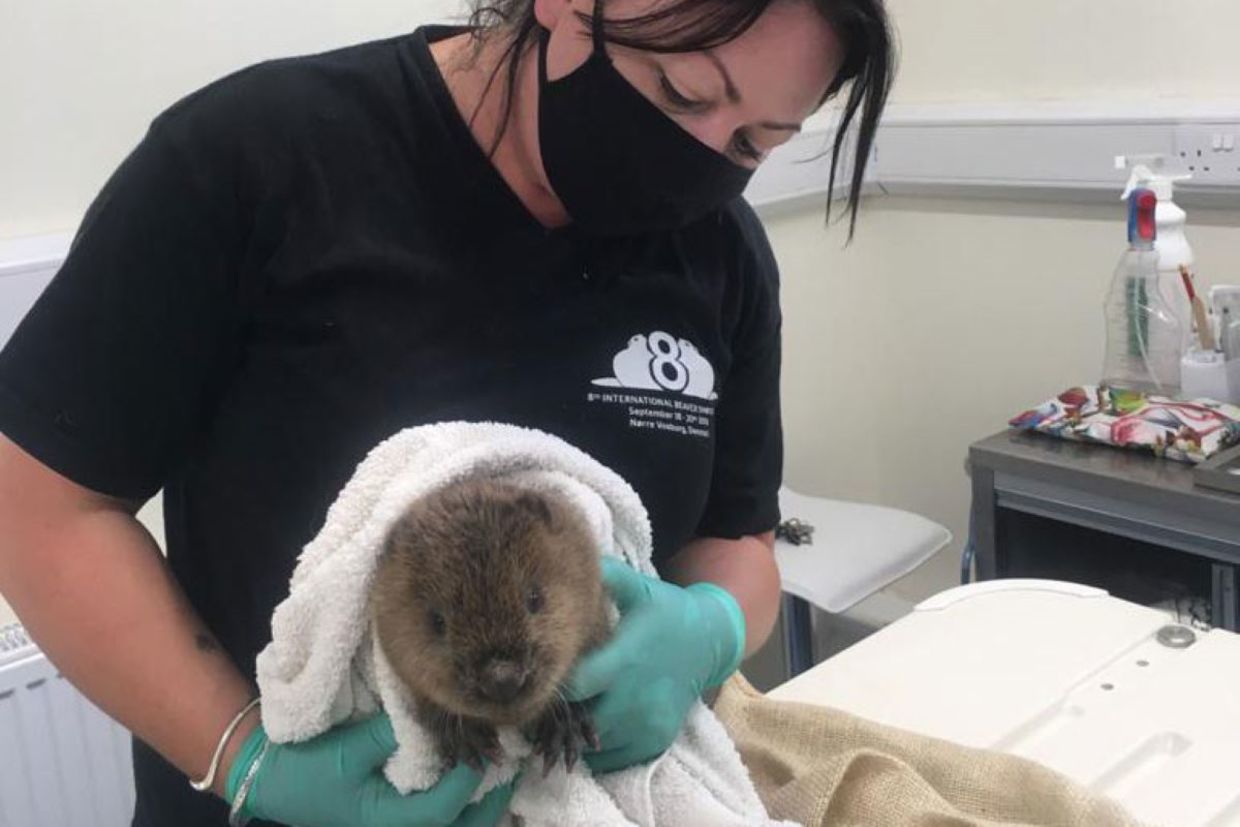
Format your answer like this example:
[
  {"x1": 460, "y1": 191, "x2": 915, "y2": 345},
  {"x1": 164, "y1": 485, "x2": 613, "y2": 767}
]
[
  {"x1": 527, "y1": 700, "x2": 598, "y2": 776},
  {"x1": 423, "y1": 709, "x2": 503, "y2": 771}
]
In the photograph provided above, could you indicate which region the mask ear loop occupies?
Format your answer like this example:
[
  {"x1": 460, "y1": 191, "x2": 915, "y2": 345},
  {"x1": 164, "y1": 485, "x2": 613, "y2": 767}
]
[
  {"x1": 590, "y1": 0, "x2": 609, "y2": 58},
  {"x1": 537, "y1": 25, "x2": 551, "y2": 86},
  {"x1": 539, "y1": 0, "x2": 609, "y2": 86}
]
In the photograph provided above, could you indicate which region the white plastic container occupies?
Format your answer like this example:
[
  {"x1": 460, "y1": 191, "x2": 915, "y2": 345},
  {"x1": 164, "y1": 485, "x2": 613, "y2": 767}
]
[
  {"x1": 1180, "y1": 350, "x2": 1233, "y2": 403},
  {"x1": 1212, "y1": 285, "x2": 1240, "y2": 361}
]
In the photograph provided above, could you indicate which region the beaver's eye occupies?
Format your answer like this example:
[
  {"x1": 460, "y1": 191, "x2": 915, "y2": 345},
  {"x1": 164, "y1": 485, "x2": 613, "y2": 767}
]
[
  {"x1": 429, "y1": 610, "x2": 446, "y2": 637},
  {"x1": 526, "y1": 585, "x2": 544, "y2": 614}
]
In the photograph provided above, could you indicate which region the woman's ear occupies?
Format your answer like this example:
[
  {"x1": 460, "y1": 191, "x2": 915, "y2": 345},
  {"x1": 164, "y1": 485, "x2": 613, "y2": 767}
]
[{"x1": 533, "y1": 0, "x2": 578, "y2": 31}]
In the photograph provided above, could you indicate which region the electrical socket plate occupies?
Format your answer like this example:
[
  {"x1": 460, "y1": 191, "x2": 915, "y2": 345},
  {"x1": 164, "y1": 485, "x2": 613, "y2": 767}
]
[{"x1": 1174, "y1": 124, "x2": 1240, "y2": 186}]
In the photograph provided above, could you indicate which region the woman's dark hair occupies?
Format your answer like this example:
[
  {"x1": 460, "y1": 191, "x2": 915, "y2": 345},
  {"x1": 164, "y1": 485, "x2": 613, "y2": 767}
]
[{"x1": 466, "y1": 0, "x2": 895, "y2": 239}]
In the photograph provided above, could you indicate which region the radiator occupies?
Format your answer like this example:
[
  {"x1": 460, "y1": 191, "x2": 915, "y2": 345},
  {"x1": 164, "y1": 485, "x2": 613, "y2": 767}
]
[{"x1": 0, "y1": 623, "x2": 135, "y2": 827}]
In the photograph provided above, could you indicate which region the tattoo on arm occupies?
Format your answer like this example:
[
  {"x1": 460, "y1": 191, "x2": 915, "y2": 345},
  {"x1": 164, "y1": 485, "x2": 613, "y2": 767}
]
[{"x1": 195, "y1": 631, "x2": 221, "y2": 654}]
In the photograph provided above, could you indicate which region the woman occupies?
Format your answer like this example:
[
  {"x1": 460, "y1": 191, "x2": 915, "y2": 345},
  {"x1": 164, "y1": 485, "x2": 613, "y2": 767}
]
[{"x1": 0, "y1": 0, "x2": 892, "y2": 824}]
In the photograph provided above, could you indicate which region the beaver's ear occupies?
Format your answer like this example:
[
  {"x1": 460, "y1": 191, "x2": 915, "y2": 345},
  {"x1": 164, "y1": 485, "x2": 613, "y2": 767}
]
[
  {"x1": 515, "y1": 491, "x2": 555, "y2": 528},
  {"x1": 382, "y1": 514, "x2": 414, "y2": 556}
]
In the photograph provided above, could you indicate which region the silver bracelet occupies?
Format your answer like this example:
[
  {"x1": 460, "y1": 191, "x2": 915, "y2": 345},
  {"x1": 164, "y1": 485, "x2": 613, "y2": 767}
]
[
  {"x1": 189, "y1": 697, "x2": 261, "y2": 792},
  {"x1": 227, "y1": 737, "x2": 270, "y2": 827}
]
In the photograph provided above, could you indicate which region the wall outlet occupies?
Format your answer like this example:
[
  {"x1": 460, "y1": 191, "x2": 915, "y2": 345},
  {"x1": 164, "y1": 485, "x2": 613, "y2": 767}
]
[{"x1": 1174, "y1": 124, "x2": 1240, "y2": 185}]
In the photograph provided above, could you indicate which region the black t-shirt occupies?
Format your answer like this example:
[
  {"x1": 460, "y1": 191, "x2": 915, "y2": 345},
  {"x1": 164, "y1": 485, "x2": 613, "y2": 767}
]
[{"x1": 0, "y1": 26, "x2": 782, "y2": 826}]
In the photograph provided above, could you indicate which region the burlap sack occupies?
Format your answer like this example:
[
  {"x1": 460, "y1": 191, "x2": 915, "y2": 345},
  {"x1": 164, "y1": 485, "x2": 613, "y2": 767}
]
[{"x1": 714, "y1": 674, "x2": 1146, "y2": 827}]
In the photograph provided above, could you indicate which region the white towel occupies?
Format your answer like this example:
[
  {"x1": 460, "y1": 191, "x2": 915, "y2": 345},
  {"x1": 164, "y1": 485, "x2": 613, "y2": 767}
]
[{"x1": 254, "y1": 421, "x2": 794, "y2": 826}]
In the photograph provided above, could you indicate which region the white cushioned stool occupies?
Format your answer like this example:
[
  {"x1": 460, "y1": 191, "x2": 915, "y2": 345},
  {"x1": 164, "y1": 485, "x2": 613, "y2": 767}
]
[{"x1": 776, "y1": 486, "x2": 953, "y2": 676}]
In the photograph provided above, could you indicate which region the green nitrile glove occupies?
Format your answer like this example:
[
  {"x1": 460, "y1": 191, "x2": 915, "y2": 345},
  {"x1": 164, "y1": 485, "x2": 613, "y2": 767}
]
[
  {"x1": 225, "y1": 713, "x2": 515, "y2": 827},
  {"x1": 565, "y1": 557, "x2": 746, "y2": 775}
]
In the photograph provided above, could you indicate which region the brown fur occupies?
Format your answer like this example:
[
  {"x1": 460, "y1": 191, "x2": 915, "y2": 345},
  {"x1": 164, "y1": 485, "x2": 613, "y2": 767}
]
[{"x1": 371, "y1": 478, "x2": 610, "y2": 769}]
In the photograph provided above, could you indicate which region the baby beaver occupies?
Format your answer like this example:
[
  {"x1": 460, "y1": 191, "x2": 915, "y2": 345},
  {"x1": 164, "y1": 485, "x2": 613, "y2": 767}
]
[{"x1": 371, "y1": 478, "x2": 611, "y2": 773}]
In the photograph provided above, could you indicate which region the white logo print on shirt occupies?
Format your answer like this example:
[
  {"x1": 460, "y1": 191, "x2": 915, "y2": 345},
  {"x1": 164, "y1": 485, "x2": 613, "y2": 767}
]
[{"x1": 593, "y1": 331, "x2": 718, "y2": 401}]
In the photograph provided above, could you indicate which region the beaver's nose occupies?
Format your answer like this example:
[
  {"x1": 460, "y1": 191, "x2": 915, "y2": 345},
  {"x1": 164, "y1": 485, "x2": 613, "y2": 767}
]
[{"x1": 478, "y1": 659, "x2": 529, "y2": 702}]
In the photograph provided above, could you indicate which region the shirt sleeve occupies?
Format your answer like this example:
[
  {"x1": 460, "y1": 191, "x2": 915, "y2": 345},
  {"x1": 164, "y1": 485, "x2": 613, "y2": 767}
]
[
  {"x1": 694, "y1": 203, "x2": 784, "y2": 539},
  {"x1": 0, "y1": 119, "x2": 247, "y2": 501}
]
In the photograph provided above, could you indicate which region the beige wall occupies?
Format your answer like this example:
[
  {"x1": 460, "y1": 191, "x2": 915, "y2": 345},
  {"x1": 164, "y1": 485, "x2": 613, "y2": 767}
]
[
  {"x1": 4, "y1": 0, "x2": 1240, "y2": 235},
  {"x1": 771, "y1": 0, "x2": 1240, "y2": 602},
  {"x1": 0, "y1": 0, "x2": 463, "y2": 237},
  {"x1": 885, "y1": 0, "x2": 1240, "y2": 104},
  {"x1": 769, "y1": 199, "x2": 1240, "y2": 601},
  {"x1": 11, "y1": 0, "x2": 1237, "y2": 237}
]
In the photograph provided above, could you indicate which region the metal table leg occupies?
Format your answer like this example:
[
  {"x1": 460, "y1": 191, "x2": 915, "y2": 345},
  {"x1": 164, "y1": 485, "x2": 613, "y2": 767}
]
[
  {"x1": 782, "y1": 594, "x2": 814, "y2": 678},
  {"x1": 961, "y1": 506, "x2": 978, "y2": 585},
  {"x1": 1213, "y1": 564, "x2": 1238, "y2": 632}
]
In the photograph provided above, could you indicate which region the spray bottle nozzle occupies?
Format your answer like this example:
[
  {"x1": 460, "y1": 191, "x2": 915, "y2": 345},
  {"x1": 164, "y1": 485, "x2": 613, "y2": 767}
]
[
  {"x1": 1116, "y1": 154, "x2": 1192, "y2": 200},
  {"x1": 1128, "y1": 188, "x2": 1158, "y2": 246}
]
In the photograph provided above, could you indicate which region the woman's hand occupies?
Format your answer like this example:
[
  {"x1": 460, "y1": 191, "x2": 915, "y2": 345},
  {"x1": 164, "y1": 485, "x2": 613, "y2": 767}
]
[
  {"x1": 565, "y1": 558, "x2": 746, "y2": 774},
  {"x1": 226, "y1": 713, "x2": 515, "y2": 827}
]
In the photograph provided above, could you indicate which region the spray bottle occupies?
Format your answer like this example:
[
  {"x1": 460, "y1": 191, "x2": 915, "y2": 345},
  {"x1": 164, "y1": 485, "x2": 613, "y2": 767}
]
[
  {"x1": 1102, "y1": 188, "x2": 1183, "y2": 395},
  {"x1": 1117, "y1": 154, "x2": 1195, "y2": 349}
]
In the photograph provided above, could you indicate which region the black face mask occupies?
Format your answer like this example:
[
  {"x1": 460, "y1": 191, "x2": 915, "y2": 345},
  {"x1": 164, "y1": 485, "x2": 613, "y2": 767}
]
[{"x1": 537, "y1": 12, "x2": 755, "y2": 237}]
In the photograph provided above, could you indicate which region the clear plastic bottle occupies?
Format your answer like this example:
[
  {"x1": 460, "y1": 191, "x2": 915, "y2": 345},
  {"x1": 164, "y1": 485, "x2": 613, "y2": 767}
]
[
  {"x1": 1102, "y1": 188, "x2": 1183, "y2": 396},
  {"x1": 1116, "y1": 155, "x2": 1195, "y2": 352}
]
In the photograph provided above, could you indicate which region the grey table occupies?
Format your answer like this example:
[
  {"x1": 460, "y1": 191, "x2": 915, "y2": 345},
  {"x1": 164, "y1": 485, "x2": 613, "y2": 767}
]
[{"x1": 967, "y1": 429, "x2": 1240, "y2": 631}]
